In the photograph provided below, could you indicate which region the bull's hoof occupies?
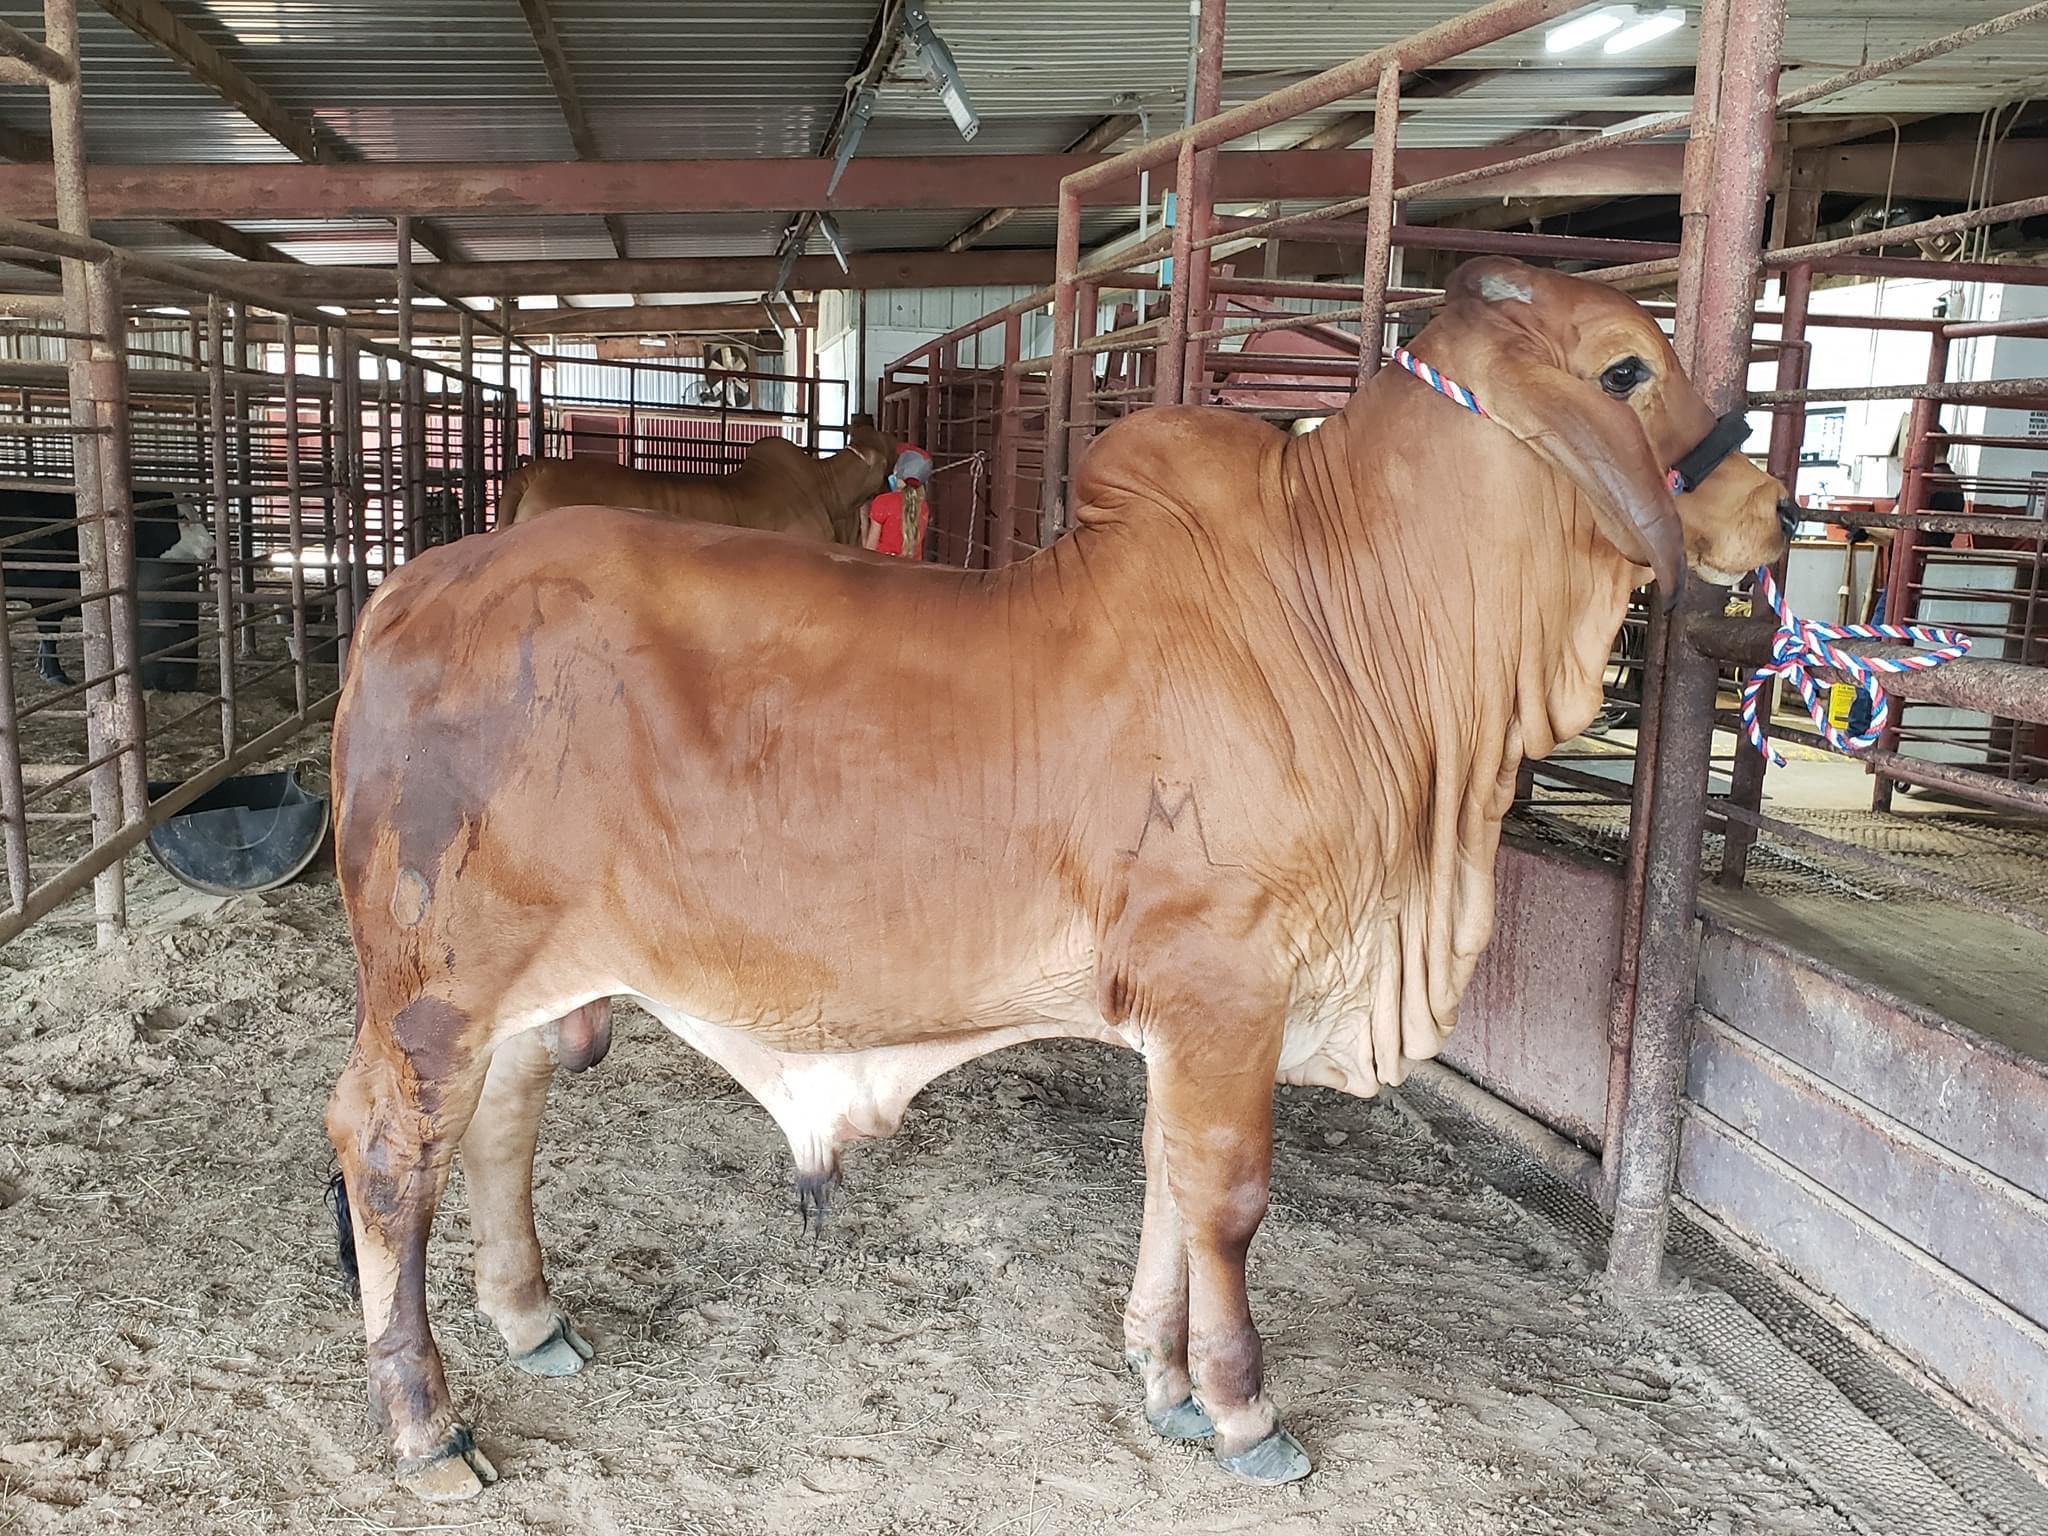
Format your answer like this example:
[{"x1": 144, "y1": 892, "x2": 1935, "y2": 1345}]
[
  {"x1": 396, "y1": 1428, "x2": 497, "y2": 1502},
  {"x1": 1146, "y1": 1396, "x2": 1215, "y2": 1441},
  {"x1": 509, "y1": 1315, "x2": 593, "y2": 1378},
  {"x1": 1216, "y1": 1428, "x2": 1312, "y2": 1486},
  {"x1": 37, "y1": 663, "x2": 70, "y2": 687}
]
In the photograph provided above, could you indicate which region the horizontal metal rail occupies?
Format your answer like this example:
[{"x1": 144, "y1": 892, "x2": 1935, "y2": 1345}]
[
  {"x1": 1712, "y1": 799, "x2": 2048, "y2": 938},
  {"x1": 1690, "y1": 615, "x2": 2048, "y2": 723}
]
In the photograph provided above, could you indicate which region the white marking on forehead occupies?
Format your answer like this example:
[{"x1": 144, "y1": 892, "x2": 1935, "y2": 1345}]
[{"x1": 1477, "y1": 272, "x2": 1534, "y2": 305}]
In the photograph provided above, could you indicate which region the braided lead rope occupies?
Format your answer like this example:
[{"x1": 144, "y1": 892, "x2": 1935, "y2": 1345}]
[
  {"x1": 1389, "y1": 346, "x2": 1975, "y2": 768},
  {"x1": 1739, "y1": 564, "x2": 1971, "y2": 766},
  {"x1": 1391, "y1": 348, "x2": 1488, "y2": 418}
]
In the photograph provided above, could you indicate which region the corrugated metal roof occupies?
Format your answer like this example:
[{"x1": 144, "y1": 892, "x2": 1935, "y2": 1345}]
[{"x1": 0, "y1": 0, "x2": 2036, "y2": 302}]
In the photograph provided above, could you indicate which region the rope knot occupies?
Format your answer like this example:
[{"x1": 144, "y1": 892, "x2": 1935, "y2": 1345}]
[{"x1": 1739, "y1": 565, "x2": 1971, "y2": 767}]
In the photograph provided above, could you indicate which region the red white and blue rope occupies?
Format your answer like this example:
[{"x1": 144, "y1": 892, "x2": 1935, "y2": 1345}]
[
  {"x1": 1739, "y1": 564, "x2": 1970, "y2": 766},
  {"x1": 1388, "y1": 344, "x2": 1974, "y2": 767},
  {"x1": 1391, "y1": 348, "x2": 1488, "y2": 418}
]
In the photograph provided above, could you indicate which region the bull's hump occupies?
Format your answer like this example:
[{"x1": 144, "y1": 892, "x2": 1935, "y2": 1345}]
[{"x1": 1069, "y1": 407, "x2": 1282, "y2": 532}]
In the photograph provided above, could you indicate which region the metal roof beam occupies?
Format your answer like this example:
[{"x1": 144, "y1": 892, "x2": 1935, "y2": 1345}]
[
  {"x1": 29, "y1": 249, "x2": 1065, "y2": 303},
  {"x1": 295, "y1": 299, "x2": 820, "y2": 339},
  {"x1": 92, "y1": 0, "x2": 339, "y2": 164},
  {"x1": 948, "y1": 113, "x2": 1139, "y2": 251},
  {"x1": 0, "y1": 113, "x2": 296, "y2": 266},
  {"x1": 93, "y1": 0, "x2": 469, "y2": 273},
  {"x1": 513, "y1": 0, "x2": 631, "y2": 264},
  {"x1": 0, "y1": 147, "x2": 1694, "y2": 219},
  {"x1": 1802, "y1": 139, "x2": 2047, "y2": 204},
  {"x1": 166, "y1": 217, "x2": 297, "y2": 264}
]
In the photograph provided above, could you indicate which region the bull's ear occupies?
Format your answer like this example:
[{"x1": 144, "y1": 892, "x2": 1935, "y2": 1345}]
[{"x1": 1476, "y1": 343, "x2": 1686, "y2": 608}]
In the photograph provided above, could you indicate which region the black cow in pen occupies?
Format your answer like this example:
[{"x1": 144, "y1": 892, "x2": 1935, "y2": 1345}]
[{"x1": 0, "y1": 488, "x2": 216, "y2": 691}]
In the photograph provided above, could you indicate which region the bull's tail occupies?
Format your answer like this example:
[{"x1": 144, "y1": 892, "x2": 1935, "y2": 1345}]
[
  {"x1": 496, "y1": 461, "x2": 543, "y2": 529},
  {"x1": 326, "y1": 1168, "x2": 361, "y2": 1301}
]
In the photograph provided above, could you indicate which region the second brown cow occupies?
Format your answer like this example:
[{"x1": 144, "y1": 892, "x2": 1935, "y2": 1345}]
[{"x1": 498, "y1": 417, "x2": 894, "y2": 541}]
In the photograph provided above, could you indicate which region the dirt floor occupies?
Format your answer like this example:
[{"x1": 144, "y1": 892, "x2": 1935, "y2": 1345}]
[{"x1": 0, "y1": 850, "x2": 1869, "y2": 1536}]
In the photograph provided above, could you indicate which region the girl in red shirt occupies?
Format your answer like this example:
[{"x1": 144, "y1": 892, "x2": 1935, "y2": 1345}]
[{"x1": 862, "y1": 445, "x2": 932, "y2": 559}]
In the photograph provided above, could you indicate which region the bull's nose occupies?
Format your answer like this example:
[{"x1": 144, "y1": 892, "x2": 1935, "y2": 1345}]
[{"x1": 1776, "y1": 498, "x2": 1801, "y2": 539}]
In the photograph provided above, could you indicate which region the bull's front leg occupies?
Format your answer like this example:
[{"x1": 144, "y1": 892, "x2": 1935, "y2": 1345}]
[
  {"x1": 1124, "y1": 1094, "x2": 1213, "y2": 1440},
  {"x1": 1145, "y1": 1031, "x2": 1312, "y2": 1485}
]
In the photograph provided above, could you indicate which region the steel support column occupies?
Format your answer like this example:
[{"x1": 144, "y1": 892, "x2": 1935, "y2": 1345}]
[
  {"x1": 205, "y1": 294, "x2": 236, "y2": 754},
  {"x1": 1040, "y1": 184, "x2": 1082, "y2": 542},
  {"x1": 1871, "y1": 330, "x2": 1954, "y2": 812},
  {"x1": 1358, "y1": 67, "x2": 1402, "y2": 377},
  {"x1": 996, "y1": 312, "x2": 1022, "y2": 567},
  {"x1": 282, "y1": 317, "x2": 307, "y2": 712},
  {"x1": 1153, "y1": 138, "x2": 1199, "y2": 408},
  {"x1": 44, "y1": 0, "x2": 130, "y2": 944},
  {"x1": 1179, "y1": 0, "x2": 1226, "y2": 402},
  {"x1": 1721, "y1": 259, "x2": 1812, "y2": 886},
  {"x1": 1606, "y1": 0, "x2": 1786, "y2": 1292}
]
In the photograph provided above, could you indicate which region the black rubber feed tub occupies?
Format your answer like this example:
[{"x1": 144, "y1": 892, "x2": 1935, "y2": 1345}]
[{"x1": 144, "y1": 769, "x2": 330, "y2": 896}]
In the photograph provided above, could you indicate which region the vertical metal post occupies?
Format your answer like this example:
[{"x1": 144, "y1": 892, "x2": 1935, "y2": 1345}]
[
  {"x1": 344, "y1": 338, "x2": 370, "y2": 624},
  {"x1": 923, "y1": 344, "x2": 942, "y2": 459},
  {"x1": 316, "y1": 325, "x2": 338, "y2": 655},
  {"x1": 395, "y1": 217, "x2": 419, "y2": 559},
  {"x1": 282, "y1": 318, "x2": 307, "y2": 713},
  {"x1": 332, "y1": 330, "x2": 358, "y2": 670},
  {"x1": 626, "y1": 363, "x2": 638, "y2": 469},
  {"x1": 1607, "y1": 0, "x2": 1786, "y2": 1292},
  {"x1": 1179, "y1": 0, "x2": 1225, "y2": 401},
  {"x1": 458, "y1": 311, "x2": 479, "y2": 535},
  {"x1": 1668, "y1": 0, "x2": 1729, "y2": 360},
  {"x1": 1871, "y1": 331, "x2": 1950, "y2": 811},
  {"x1": 996, "y1": 312, "x2": 1022, "y2": 568},
  {"x1": 528, "y1": 353, "x2": 545, "y2": 461},
  {"x1": 232, "y1": 302, "x2": 254, "y2": 660},
  {"x1": 376, "y1": 369, "x2": 394, "y2": 585},
  {"x1": 498, "y1": 297, "x2": 515, "y2": 510},
  {"x1": 1721, "y1": 259, "x2": 1811, "y2": 886},
  {"x1": 1071, "y1": 281, "x2": 1100, "y2": 444},
  {"x1": 1040, "y1": 184, "x2": 1083, "y2": 543},
  {"x1": 45, "y1": 0, "x2": 127, "y2": 942},
  {"x1": 84, "y1": 268, "x2": 145, "y2": 822},
  {"x1": 1358, "y1": 66, "x2": 1403, "y2": 378},
  {"x1": 1153, "y1": 137, "x2": 1198, "y2": 408},
  {"x1": 0, "y1": 582, "x2": 27, "y2": 909},
  {"x1": 205, "y1": 294, "x2": 236, "y2": 755}
]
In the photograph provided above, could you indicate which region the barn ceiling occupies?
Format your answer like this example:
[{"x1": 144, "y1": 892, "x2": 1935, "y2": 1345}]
[{"x1": 0, "y1": 1, "x2": 2041, "y2": 309}]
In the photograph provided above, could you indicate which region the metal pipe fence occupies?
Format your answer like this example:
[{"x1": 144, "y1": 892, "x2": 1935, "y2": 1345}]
[{"x1": 0, "y1": 1, "x2": 514, "y2": 949}]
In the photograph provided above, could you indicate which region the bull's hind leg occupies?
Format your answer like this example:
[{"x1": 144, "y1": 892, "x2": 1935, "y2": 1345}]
[
  {"x1": 326, "y1": 1000, "x2": 495, "y2": 1502},
  {"x1": 1124, "y1": 1095, "x2": 1213, "y2": 1441},
  {"x1": 462, "y1": 1022, "x2": 596, "y2": 1377}
]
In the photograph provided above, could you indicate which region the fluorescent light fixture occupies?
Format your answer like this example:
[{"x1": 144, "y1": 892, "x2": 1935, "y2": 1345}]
[
  {"x1": 781, "y1": 292, "x2": 804, "y2": 328},
  {"x1": 147, "y1": 305, "x2": 191, "y2": 317},
  {"x1": 1605, "y1": 6, "x2": 1686, "y2": 53},
  {"x1": 828, "y1": 85, "x2": 877, "y2": 198},
  {"x1": 317, "y1": 304, "x2": 348, "y2": 317},
  {"x1": 763, "y1": 302, "x2": 787, "y2": 342},
  {"x1": 1545, "y1": 6, "x2": 1626, "y2": 53},
  {"x1": 816, "y1": 212, "x2": 850, "y2": 273},
  {"x1": 639, "y1": 335, "x2": 670, "y2": 348},
  {"x1": 905, "y1": 2, "x2": 979, "y2": 142}
]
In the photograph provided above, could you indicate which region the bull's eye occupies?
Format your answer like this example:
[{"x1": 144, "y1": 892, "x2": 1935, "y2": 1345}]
[{"x1": 1600, "y1": 356, "x2": 1649, "y2": 396}]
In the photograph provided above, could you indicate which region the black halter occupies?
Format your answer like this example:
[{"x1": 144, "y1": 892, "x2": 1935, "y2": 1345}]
[{"x1": 1668, "y1": 409, "x2": 1753, "y2": 494}]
